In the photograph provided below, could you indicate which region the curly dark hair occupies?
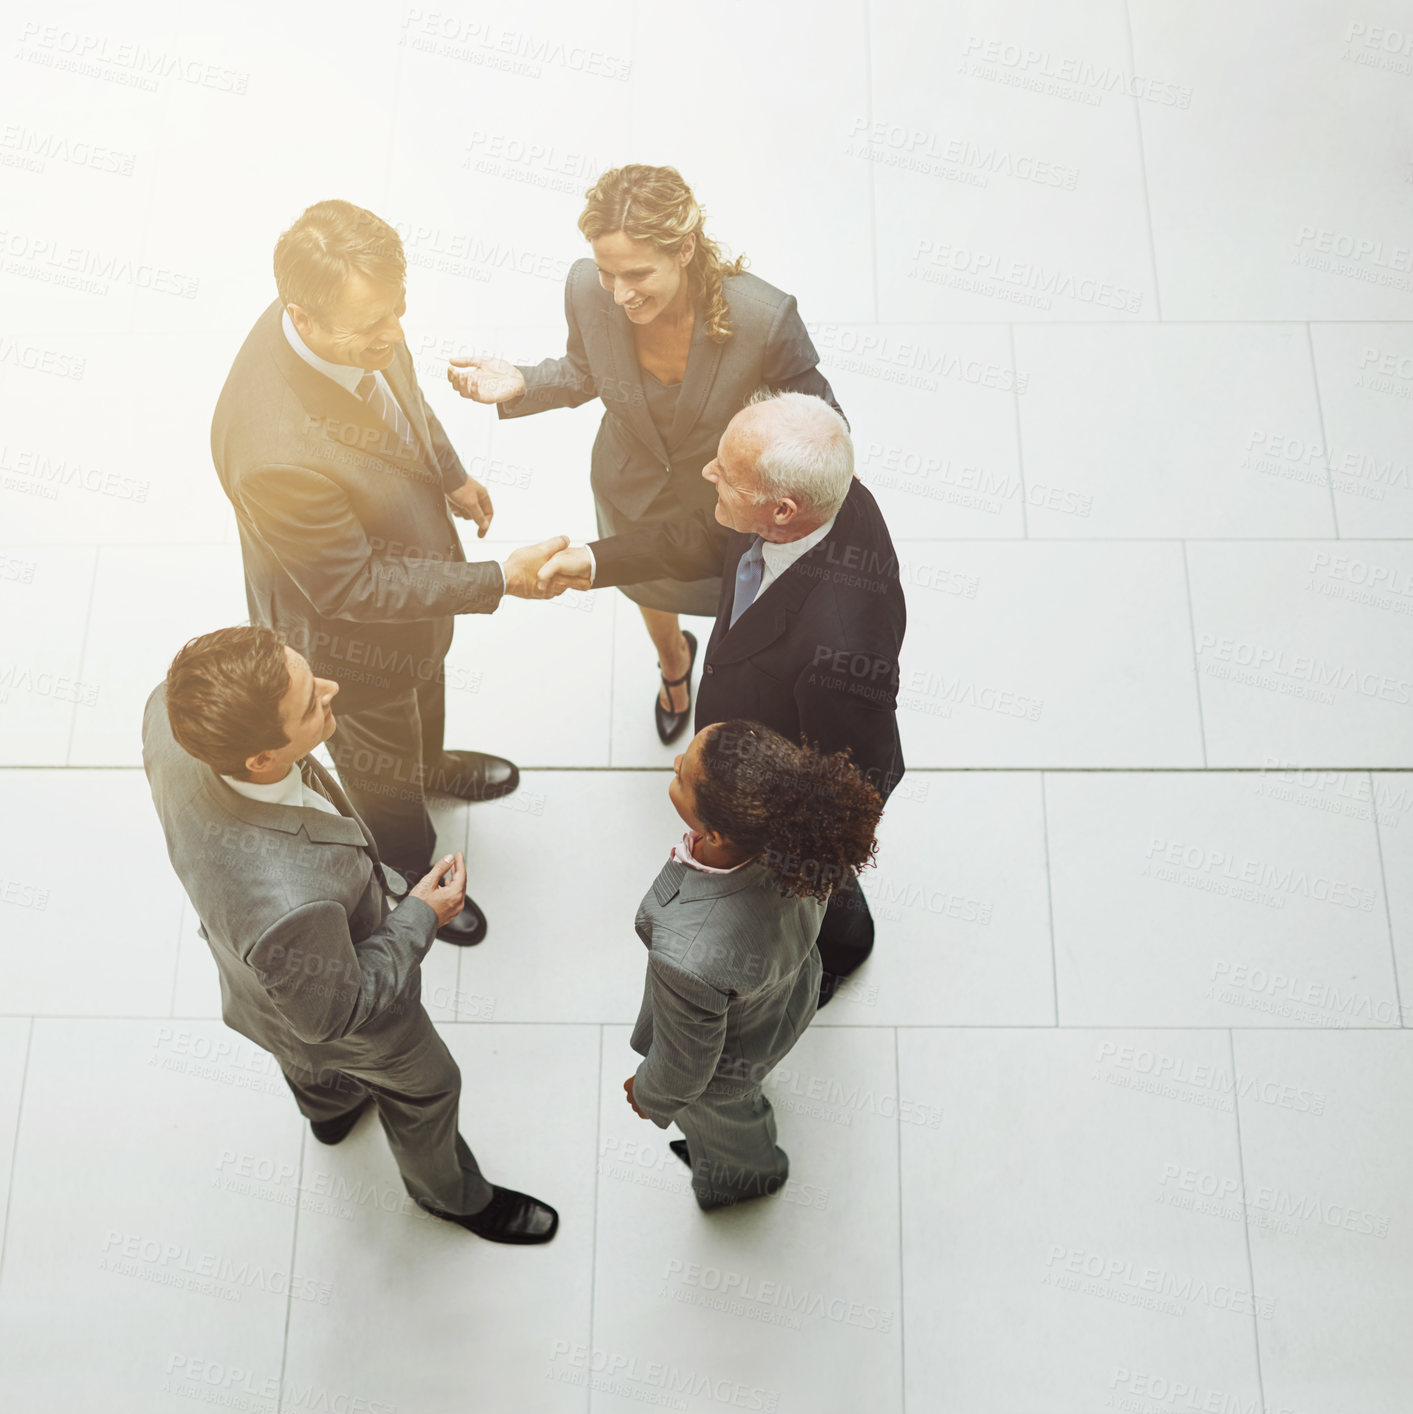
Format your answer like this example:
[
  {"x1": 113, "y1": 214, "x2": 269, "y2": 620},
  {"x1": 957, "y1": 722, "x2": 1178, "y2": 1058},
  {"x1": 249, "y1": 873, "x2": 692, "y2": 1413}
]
[{"x1": 693, "y1": 721, "x2": 883, "y2": 901}]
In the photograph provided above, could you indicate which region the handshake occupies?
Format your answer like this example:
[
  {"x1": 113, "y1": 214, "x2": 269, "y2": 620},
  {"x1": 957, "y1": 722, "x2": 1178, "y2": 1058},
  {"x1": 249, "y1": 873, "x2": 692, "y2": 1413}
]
[{"x1": 500, "y1": 538, "x2": 596, "y2": 600}]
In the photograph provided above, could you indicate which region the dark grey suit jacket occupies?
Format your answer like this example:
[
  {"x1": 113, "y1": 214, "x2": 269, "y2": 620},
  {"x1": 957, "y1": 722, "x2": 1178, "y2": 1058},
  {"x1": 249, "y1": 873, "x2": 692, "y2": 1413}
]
[
  {"x1": 630, "y1": 857, "x2": 825, "y2": 1127},
  {"x1": 211, "y1": 300, "x2": 503, "y2": 714},
  {"x1": 499, "y1": 257, "x2": 844, "y2": 523},
  {"x1": 142, "y1": 683, "x2": 438, "y2": 1066}
]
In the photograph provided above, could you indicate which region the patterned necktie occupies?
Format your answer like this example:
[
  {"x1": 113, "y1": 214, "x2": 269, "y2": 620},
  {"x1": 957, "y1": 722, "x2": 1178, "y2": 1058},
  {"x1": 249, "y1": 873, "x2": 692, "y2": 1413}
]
[
  {"x1": 355, "y1": 371, "x2": 415, "y2": 453},
  {"x1": 729, "y1": 537, "x2": 765, "y2": 628}
]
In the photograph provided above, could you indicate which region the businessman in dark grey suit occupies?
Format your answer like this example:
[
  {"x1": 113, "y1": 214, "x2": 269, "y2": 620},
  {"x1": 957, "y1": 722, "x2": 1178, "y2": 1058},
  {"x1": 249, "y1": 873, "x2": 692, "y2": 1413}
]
[
  {"x1": 211, "y1": 198, "x2": 567, "y2": 945},
  {"x1": 540, "y1": 391, "x2": 906, "y2": 1006},
  {"x1": 142, "y1": 625, "x2": 556, "y2": 1245}
]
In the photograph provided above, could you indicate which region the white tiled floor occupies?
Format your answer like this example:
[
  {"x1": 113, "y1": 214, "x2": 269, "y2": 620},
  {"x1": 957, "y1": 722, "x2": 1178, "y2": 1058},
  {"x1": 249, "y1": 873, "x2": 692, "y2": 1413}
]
[{"x1": 2, "y1": 4, "x2": 1410, "y2": 1411}]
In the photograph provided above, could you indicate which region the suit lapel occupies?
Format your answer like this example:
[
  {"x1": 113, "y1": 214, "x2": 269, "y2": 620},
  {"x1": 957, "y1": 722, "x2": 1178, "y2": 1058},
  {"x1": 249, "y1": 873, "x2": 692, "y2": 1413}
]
[
  {"x1": 708, "y1": 535, "x2": 828, "y2": 666},
  {"x1": 382, "y1": 347, "x2": 437, "y2": 467},
  {"x1": 266, "y1": 304, "x2": 433, "y2": 477},
  {"x1": 665, "y1": 314, "x2": 724, "y2": 450},
  {"x1": 598, "y1": 306, "x2": 668, "y2": 465},
  {"x1": 198, "y1": 762, "x2": 369, "y2": 847}
]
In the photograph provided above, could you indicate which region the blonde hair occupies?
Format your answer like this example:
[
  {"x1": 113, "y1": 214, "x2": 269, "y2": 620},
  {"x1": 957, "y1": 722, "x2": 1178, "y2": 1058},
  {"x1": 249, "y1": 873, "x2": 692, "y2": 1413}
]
[{"x1": 577, "y1": 165, "x2": 746, "y2": 343}]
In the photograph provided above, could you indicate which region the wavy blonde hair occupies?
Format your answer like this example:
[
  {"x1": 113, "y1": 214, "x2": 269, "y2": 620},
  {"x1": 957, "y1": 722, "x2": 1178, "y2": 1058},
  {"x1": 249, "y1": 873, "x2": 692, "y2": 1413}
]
[{"x1": 577, "y1": 165, "x2": 746, "y2": 343}]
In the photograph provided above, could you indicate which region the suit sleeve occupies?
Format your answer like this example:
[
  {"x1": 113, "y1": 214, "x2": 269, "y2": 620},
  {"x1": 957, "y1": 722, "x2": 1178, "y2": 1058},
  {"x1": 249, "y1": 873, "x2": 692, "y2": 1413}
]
[
  {"x1": 793, "y1": 593, "x2": 903, "y2": 796},
  {"x1": 632, "y1": 954, "x2": 730, "y2": 1128},
  {"x1": 588, "y1": 505, "x2": 732, "y2": 588},
  {"x1": 498, "y1": 267, "x2": 598, "y2": 419},
  {"x1": 244, "y1": 895, "x2": 439, "y2": 1045},
  {"x1": 762, "y1": 294, "x2": 848, "y2": 429},
  {"x1": 238, "y1": 464, "x2": 504, "y2": 621}
]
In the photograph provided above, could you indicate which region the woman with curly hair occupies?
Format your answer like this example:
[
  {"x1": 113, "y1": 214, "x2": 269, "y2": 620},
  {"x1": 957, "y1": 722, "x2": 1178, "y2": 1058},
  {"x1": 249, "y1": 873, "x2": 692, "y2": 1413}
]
[
  {"x1": 447, "y1": 164, "x2": 845, "y2": 743},
  {"x1": 622, "y1": 720, "x2": 882, "y2": 1210}
]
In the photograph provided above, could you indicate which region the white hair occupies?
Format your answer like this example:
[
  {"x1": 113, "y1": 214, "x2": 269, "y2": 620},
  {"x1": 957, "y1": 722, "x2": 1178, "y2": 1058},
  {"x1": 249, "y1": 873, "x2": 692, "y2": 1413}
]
[{"x1": 740, "y1": 389, "x2": 853, "y2": 520}]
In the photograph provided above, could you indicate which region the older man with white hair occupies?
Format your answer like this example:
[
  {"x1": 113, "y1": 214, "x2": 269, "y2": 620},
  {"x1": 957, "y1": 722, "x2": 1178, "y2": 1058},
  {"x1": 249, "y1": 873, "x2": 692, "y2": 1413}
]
[{"x1": 540, "y1": 390, "x2": 907, "y2": 1004}]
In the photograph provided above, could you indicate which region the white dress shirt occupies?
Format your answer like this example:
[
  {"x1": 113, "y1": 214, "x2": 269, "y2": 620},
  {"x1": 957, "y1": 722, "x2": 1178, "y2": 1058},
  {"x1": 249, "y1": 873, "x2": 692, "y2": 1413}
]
[
  {"x1": 281, "y1": 309, "x2": 506, "y2": 596},
  {"x1": 220, "y1": 760, "x2": 341, "y2": 816}
]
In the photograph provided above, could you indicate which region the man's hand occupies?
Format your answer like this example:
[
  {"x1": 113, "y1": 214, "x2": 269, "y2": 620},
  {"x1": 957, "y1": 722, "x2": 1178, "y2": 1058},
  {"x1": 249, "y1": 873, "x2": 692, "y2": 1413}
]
[
  {"x1": 503, "y1": 535, "x2": 572, "y2": 599},
  {"x1": 624, "y1": 1075, "x2": 649, "y2": 1120},
  {"x1": 408, "y1": 852, "x2": 466, "y2": 928},
  {"x1": 447, "y1": 356, "x2": 526, "y2": 404},
  {"x1": 446, "y1": 477, "x2": 494, "y2": 537},
  {"x1": 537, "y1": 545, "x2": 593, "y2": 595}
]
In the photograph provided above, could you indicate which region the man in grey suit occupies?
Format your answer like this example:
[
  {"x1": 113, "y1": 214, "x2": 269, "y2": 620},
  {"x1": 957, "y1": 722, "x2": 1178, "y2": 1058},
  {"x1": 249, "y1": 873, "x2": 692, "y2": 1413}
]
[{"x1": 142, "y1": 625, "x2": 556, "y2": 1245}]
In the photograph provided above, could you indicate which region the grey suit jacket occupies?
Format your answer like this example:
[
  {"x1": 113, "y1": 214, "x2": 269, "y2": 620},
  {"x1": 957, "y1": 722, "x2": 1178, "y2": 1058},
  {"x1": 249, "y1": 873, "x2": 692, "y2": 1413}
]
[
  {"x1": 500, "y1": 257, "x2": 844, "y2": 522},
  {"x1": 630, "y1": 856, "x2": 825, "y2": 1128},
  {"x1": 141, "y1": 683, "x2": 438, "y2": 1067}
]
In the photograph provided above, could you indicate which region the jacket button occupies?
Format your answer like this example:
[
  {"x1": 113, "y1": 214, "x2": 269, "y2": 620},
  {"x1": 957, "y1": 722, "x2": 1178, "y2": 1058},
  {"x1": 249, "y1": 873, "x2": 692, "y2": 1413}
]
[{"x1": 705, "y1": 665, "x2": 714, "y2": 675}]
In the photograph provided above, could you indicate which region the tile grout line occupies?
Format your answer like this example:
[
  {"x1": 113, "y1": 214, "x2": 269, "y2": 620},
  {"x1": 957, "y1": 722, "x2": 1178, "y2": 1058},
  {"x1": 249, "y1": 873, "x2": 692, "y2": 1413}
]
[
  {"x1": 0, "y1": 1017, "x2": 35, "y2": 1293},
  {"x1": 1007, "y1": 324, "x2": 1028, "y2": 538},
  {"x1": 586, "y1": 1024, "x2": 604, "y2": 1412},
  {"x1": 1179, "y1": 541, "x2": 1209, "y2": 767},
  {"x1": 1304, "y1": 322, "x2": 1341, "y2": 539},
  {"x1": 62, "y1": 546, "x2": 102, "y2": 765},
  {"x1": 892, "y1": 1026, "x2": 907, "y2": 1413},
  {"x1": 1039, "y1": 773, "x2": 1058, "y2": 1025},
  {"x1": 1120, "y1": 0, "x2": 1163, "y2": 321},
  {"x1": 1225, "y1": 1028, "x2": 1268, "y2": 1413},
  {"x1": 1369, "y1": 772, "x2": 1406, "y2": 1027},
  {"x1": 276, "y1": 1130, "x2": 308, "y2": 1414}
]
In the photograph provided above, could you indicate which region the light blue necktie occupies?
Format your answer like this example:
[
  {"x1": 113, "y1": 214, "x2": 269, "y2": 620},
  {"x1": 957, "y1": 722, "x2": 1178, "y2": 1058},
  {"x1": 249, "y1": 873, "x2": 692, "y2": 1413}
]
[{"x1": 729, "y1": 537, "x2": 765, "y2": 628}]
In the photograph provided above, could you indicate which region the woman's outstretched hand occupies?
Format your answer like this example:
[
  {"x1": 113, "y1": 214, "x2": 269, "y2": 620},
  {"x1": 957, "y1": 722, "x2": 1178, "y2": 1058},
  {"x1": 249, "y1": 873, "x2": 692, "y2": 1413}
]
[{"x1": 447, "y1": 356, "x2": 526, "y2": 404}]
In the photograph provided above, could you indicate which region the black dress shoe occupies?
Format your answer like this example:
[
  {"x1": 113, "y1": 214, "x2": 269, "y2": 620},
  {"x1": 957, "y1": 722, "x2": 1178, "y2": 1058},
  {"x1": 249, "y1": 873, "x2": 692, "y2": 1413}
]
[
  {"x1": 425, "y1": 751, "x2": 519, "y2": 802},
  {"x1": 436, "y1": 895, "x2": 488, "y2": 947},
  {"x1": 654, "y1": 630, "x2": 697, "y2": 745},
  {"x1": 669, "y1": 1139, "x2": 692, "y2": 1168},
  {"x1": 419, "y1": 1185, "x2": 559, "y2": 1245},
  {"x1": 310, "y1": 1097, "x2": 373, "y2": 1146}
]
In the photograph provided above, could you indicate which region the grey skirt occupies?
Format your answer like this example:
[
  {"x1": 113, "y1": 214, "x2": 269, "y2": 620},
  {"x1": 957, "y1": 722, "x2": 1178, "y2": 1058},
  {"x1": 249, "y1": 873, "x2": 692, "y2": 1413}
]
[{"x1": 594, "y1": 479, "x2": 722, "y2": 618}]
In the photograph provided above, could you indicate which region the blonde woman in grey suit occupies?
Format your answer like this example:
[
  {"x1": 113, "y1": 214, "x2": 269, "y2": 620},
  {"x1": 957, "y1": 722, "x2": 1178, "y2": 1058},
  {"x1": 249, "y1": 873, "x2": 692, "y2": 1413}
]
[
  {"x1": 447, "y1": 164, "x2": 846, "y2": 744},
  {"x1": 624, "y1": 720, "x2": 883, "y2": 1210}
]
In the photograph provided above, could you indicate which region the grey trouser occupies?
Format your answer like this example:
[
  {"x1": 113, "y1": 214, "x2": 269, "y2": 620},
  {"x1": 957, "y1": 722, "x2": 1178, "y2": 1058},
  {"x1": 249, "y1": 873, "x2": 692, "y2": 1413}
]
[
  {"x1": 279, "y1": 1007, "x2": 493, "y2": 1217},
  {"x1": 676, "y1": 1086, "x2": 790, "y2": 1211}
]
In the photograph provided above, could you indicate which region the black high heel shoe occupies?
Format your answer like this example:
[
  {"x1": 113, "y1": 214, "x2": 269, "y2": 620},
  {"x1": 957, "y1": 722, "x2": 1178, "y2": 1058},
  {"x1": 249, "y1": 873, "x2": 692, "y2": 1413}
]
[{"x1": 654, "y1": 630, "x2": 697, "y2": 745}]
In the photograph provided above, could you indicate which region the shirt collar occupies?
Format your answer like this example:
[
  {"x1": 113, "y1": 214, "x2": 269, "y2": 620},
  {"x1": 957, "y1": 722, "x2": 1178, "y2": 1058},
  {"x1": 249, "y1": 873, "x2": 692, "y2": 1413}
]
[
  {"x1": 760, "y1": 515, "x2": 836, "y2": 576},
  {"x1": 281, "y1": 308, "x2": 366, "y2": 395},
  {"x1": 669, "y1": 830, "x2": 751, "y2": 875},
  {"x1": 220, "y1": 760, "x2": 304, "y2": 808}
]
